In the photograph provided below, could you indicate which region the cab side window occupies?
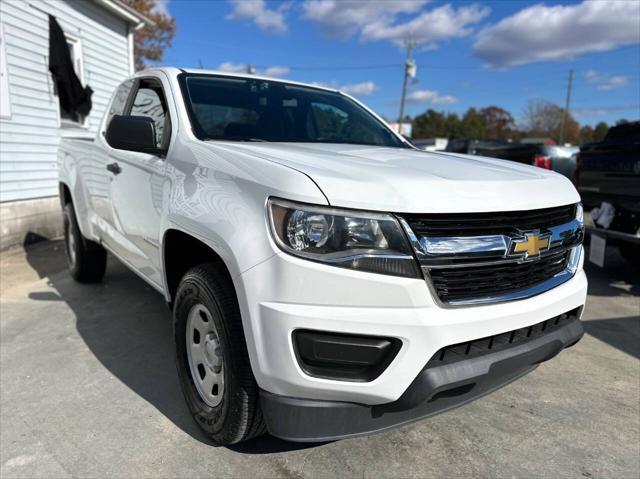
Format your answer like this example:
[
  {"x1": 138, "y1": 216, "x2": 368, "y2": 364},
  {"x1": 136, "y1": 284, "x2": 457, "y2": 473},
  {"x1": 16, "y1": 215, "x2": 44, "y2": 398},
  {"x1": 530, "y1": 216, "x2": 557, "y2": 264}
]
[
  {"x1": 128, "y1": 79, "x2": 170, "y2": 149},
  {"x1": 106, "y1": 79, "x2": 134, "y2": 127}
]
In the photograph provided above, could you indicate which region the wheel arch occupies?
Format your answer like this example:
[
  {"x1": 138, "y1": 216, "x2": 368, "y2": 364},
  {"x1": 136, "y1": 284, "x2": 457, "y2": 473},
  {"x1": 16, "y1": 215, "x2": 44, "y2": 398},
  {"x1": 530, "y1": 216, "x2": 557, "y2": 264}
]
[
  {"x1": 59, "y1": 182, "x2": 72, "y2": 207},
  {"x1": 162, "y1": 228, "x2": 237, "y2": 306}
]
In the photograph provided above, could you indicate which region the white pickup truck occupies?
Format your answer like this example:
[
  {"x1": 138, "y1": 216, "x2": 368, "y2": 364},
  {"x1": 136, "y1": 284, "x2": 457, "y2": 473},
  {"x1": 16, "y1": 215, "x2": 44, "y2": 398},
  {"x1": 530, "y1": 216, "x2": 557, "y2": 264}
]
[{"x1": 58, "y1": 67, "x2": 587, "y2": 445}]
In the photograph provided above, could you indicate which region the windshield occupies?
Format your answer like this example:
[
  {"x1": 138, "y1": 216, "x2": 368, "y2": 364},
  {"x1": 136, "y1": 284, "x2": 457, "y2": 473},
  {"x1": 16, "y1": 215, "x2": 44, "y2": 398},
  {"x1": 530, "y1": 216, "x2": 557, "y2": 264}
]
[{"x1": 179, "y1": 74, "x2": 406, "y2": 148}]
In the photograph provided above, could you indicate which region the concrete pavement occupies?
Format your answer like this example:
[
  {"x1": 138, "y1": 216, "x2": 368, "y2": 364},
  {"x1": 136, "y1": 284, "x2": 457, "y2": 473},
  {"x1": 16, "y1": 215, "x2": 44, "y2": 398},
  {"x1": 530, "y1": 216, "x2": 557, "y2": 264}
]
[{"x1": 1, "y1": 240, "x2": 638, "y2": 478}]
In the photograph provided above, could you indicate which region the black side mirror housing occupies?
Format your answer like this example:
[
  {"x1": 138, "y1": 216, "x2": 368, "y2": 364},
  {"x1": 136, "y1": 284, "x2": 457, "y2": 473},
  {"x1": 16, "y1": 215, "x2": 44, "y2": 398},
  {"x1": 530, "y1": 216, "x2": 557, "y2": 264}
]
[{"x1": 106, "y1": 115, "x2": 164, "y2": 155}]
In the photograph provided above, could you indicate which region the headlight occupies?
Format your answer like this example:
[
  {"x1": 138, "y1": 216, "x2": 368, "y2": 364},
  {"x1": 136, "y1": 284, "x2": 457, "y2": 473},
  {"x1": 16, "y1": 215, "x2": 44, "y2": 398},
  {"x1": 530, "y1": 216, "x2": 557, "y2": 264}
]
[
  {"x1": 575, "y1": 202, "x2": 584, "y2": 225},
  {"x1": 268, "y1": 198, "x2": 420, "y2": 278}
]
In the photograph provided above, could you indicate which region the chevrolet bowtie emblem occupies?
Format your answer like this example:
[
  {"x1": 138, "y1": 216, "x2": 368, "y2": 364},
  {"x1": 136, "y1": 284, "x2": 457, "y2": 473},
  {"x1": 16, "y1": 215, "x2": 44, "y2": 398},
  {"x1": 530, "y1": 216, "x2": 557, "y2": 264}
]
[{"x1": 510, "y1": 233, "x2": 550, "y2": 258}]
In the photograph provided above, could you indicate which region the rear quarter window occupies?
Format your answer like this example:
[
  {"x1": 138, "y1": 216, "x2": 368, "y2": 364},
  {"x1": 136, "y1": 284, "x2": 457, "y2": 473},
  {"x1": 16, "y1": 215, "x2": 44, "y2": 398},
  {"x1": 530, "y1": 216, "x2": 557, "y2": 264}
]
[{"x1": 106, "y1": 79, "x2": 134, "y2": 126}]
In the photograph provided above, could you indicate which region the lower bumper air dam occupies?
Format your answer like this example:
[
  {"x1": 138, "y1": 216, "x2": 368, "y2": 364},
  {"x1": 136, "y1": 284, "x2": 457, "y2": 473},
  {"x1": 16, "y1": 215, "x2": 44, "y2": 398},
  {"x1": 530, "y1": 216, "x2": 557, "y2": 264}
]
[{"x1": 260, "y1": 314, "x2": 584, "y2": 442}]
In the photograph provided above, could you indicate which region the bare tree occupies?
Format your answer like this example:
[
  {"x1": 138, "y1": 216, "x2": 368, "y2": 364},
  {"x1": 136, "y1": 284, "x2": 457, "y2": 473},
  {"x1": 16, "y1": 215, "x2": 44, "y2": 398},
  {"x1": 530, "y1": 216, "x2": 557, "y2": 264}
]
[{"x1": 522, "y1": 100, "x2": 579, "y2": 144}]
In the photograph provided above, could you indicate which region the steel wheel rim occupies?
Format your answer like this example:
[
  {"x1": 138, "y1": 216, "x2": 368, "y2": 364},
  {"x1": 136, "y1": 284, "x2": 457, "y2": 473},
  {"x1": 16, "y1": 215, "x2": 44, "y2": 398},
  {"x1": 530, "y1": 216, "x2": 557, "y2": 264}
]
[
  {"x1": 66, "y1": 222, "x2": 76, "y2": 267},
  {"x1": 186, "y1": 304, "x2": 224, "y2": 407}
]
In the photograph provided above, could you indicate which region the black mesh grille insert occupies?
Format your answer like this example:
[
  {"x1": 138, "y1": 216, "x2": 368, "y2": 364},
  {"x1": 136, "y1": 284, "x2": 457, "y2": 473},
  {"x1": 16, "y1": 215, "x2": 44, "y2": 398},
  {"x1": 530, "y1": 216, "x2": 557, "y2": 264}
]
[
  {"x1": 426, "y1": 308, "x2": 581, "y2": 368},
  {"x1": 403, "y1": 204, "x2": 576, "y2": 237},
  {"x1": 400, "y1": 203, "x2": 580, "y2": 304},
  {"x1": 428, "y1": 250, "x2": 569, "y2": 303}
]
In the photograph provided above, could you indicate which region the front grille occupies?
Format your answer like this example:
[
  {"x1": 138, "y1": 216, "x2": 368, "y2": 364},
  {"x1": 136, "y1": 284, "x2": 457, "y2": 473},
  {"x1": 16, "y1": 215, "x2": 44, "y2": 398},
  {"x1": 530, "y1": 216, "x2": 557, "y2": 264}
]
[
  {"x1": 399, "y1": 203, "x2": 582, "y2": 305},
  {"x1": 426, "y1": 308, "x2": 581, "y2": 368},
  {"x1": 428, "y1": 250, "x2": 569, "y2": 303},
  {"x1": 404, "y1": 204, "x2": 576, "y2": 236}
]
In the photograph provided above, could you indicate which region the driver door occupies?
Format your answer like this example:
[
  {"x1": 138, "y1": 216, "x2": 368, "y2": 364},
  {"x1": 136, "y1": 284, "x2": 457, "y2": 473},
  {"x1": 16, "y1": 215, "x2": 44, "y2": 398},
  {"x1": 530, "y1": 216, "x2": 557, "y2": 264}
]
[{"x1": 105, "y1": 76, "x2": 171, "y2": 288}]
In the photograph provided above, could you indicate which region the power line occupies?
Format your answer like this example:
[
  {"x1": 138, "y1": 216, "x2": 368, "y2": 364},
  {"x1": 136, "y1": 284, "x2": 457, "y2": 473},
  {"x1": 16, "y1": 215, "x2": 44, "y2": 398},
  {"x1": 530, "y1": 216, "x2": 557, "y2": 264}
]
[{"x1": 283, "y1": 63, "x2": 402, "y2": 71}]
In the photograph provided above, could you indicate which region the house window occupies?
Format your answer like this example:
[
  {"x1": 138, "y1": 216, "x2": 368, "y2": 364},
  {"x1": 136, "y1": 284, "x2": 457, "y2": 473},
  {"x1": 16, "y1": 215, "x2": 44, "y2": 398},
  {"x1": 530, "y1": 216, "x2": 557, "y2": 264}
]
[
  {"x1": 0, "y1": 23, "x2": 11, "y2": 119},
  {"x1": 58, "y1": 35, "x2": 87, "y2": 127}
]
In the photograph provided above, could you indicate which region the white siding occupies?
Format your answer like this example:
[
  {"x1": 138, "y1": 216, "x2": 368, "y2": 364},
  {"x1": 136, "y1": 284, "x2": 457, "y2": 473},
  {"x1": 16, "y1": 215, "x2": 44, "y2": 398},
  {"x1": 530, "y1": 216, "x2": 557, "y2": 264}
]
[{"x1": 0, "y1": 0, "x2": 131, "y2": 202}]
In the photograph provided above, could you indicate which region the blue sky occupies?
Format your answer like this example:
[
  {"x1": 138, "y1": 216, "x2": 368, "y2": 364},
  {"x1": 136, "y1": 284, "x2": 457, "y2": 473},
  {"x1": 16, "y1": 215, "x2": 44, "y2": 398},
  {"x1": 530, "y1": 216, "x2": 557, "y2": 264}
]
[{"x1": 159, "y1": 0, "x2": 640, "y2": 127}]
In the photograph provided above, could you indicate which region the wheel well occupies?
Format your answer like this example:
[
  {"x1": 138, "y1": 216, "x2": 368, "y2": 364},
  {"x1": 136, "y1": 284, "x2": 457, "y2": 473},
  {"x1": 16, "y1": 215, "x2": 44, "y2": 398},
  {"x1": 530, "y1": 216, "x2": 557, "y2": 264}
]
[
  {"x1": 59, "y1": 183, "x2": 72, "y2": 206},
  {"x1": 163, "y1": 230, "x2": 233, "y2": 303}
]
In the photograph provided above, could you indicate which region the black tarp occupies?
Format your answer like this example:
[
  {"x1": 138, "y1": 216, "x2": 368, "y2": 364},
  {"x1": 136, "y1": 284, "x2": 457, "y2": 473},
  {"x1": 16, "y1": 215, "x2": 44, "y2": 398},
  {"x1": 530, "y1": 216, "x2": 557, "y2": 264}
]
[{"x1": 48, "y1": 15, "x2": 93, "y2": 121}]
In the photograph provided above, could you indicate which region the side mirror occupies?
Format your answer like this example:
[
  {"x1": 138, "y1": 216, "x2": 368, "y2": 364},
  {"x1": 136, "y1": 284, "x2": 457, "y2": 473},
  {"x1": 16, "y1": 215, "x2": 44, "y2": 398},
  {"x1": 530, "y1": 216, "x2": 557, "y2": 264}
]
[{"x1": 106, "y1": 115, "x2": 164, "y2": 155}]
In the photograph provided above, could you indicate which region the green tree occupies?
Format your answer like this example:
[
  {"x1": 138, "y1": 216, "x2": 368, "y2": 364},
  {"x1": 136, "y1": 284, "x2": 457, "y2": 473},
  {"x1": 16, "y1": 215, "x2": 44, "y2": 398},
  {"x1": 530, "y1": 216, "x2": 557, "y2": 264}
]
[
  {"x1": 479, "y1": 106, "x2": 515, "y2": 140},
  {"x1": 412, "y1": 110, "x2": 447, "y2": 138},
  {"x1": 593, "y1": 122, "x2": 609, "y2": 142},
  {"x1": 579, "y1": 125, "x2": 594, "y2": 145},
  {"x1": 123, "y1": 0, "x2": 176, "y2": 71},
  {"x1": 460, "y1": 108, "x2": 486, "y2": 139},
  {"x1": 444, "y1": 113, "x2": 463, "y2": 138}
]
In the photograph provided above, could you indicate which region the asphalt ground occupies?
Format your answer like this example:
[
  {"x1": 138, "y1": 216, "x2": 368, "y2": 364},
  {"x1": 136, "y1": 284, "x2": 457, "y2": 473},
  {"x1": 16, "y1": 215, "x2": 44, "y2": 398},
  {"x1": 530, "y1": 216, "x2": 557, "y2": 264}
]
[{"x1": 1, "y1": 240, "x2": 638, "y2": 479}]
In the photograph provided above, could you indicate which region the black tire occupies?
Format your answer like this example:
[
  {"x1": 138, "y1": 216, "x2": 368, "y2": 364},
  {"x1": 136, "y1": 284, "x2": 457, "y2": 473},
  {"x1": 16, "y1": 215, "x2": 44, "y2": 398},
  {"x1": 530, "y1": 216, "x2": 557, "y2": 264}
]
[
  {"x1": 63, "y1": 203, "x2": 107, "y2": 283},
  {"x1": 173, "y1": 263, "x2": 265, "y2": 445}
]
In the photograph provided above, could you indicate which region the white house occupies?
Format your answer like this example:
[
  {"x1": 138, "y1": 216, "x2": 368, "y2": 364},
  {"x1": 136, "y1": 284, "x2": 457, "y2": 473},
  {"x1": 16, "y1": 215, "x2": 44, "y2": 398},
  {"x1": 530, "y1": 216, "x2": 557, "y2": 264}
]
[{"x1": 0, "y1": 0, "x2": 148, "y2": 249}]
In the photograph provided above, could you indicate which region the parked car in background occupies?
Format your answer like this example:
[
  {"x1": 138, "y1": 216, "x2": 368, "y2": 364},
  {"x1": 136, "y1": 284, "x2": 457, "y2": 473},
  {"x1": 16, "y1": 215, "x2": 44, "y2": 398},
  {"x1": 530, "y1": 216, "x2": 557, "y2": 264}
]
[
  {"x1": 446, "y1": 139, "x2": 579, "y2": 182},
  {"x1": 58, "y1": 67, "x2": 586, "y2": 445},
  {"x1": 532, "y1": 145, "x2": 579, "y2": 182},
  {"x1": 578, "y1": 121, "x2": 640, "y2": 266},
  {"x1": 410, "y1": 137, "x2": 448, "y2": 151}
]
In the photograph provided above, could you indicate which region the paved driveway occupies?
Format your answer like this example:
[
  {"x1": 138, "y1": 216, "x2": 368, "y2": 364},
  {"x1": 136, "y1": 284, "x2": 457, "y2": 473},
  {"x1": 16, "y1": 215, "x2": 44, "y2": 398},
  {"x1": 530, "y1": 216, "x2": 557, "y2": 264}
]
[{"x1": 1, "y1": 240, "x2": 638, "y2": 478}]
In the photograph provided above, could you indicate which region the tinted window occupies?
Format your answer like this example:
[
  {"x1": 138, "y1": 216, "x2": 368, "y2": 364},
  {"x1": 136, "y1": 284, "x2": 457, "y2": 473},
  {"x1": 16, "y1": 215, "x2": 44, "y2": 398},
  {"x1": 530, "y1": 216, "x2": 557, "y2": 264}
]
[
  {"x1": 128, "y1": 80, "x2": 168, "y2": 148},
  {"x1": 180, "y1": 75, "x2": 405, "y2": 147},
  {"x1": 106, "y1": 79, "x2": 134, "y2": 126}
]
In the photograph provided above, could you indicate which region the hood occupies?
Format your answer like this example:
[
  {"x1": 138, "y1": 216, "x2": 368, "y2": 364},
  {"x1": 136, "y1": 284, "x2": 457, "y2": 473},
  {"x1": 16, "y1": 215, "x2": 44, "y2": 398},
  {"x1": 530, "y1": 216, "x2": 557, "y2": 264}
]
[{"x1": 207, "y1": 142, "x2": 580, "y2": 213}]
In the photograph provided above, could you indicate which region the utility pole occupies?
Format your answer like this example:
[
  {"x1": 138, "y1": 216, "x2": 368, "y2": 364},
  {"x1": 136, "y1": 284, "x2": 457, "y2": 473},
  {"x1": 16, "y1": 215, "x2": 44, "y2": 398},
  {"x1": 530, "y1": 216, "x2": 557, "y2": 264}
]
[
  {"x1": 397, "y1": 35, "x2": 416, "y2": 136},
  {"x1": 559, "y1": 68, "x2": 573, "y2": 145}
]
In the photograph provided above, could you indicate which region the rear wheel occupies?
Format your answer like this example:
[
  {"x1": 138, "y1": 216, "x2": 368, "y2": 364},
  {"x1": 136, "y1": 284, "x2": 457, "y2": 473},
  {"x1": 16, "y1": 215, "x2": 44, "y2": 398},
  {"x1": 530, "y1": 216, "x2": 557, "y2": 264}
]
[
  {"x1": 173, "y1": 263, "x2": 265, "y2": 445},
  {"x1": 63, "y1": 203, "x2": 107, "y2": 283}
]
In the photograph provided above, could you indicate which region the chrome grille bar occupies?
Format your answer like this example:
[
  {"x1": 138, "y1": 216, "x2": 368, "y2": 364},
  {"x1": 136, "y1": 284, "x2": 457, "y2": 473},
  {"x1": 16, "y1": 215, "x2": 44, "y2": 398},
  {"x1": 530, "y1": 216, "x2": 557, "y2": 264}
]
[{"x1": 397, "y1": 206, "x2": 584, "y2": 306}]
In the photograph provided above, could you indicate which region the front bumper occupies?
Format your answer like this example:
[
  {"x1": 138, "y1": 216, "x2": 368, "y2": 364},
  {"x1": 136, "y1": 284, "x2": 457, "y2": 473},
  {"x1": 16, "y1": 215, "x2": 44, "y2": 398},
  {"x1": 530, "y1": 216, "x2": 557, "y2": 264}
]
[
  {"x1": 260, "y1": 312, "x2": 584, "y2": 442},
  {"x1": 236, "y1": 247, "x2": 587, "y2": 406}
]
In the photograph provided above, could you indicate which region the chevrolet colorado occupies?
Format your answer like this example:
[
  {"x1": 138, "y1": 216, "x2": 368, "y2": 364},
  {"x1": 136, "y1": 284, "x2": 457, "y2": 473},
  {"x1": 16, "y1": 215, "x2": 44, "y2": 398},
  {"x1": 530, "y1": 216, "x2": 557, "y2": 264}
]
[{"x1": 58, "y1": 68, "x2": 587, "y2": 445}]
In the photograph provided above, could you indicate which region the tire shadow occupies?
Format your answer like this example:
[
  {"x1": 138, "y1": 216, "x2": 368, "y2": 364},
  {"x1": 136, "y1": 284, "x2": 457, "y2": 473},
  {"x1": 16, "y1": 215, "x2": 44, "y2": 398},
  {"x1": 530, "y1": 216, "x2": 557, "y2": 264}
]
[
  {"x1": 582, "y1": 316, "x2": 640, "y2": 359},
  {"x1": 583, "y1": 246, "x2": 640, "y2": 298},
  {"x1": 23, "y1": 240, "x2": 322, "y2": 453}
]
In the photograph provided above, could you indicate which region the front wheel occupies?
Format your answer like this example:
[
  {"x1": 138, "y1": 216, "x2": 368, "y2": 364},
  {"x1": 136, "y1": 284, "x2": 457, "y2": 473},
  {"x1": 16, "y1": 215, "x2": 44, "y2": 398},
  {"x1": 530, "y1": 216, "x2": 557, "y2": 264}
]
[
  {"x1": 63, "y1": 203, "x2": 106, "y2": 283},
  {"x1": 173, "y1": 264, "x2": 265, "y2": 445}
]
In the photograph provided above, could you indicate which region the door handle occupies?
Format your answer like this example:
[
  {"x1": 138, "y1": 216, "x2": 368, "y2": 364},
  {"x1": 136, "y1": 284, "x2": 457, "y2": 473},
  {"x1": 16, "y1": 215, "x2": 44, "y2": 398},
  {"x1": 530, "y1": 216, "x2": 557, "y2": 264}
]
[{"x1": 106, "y1": 162, "x2": 122, "y2": 175}]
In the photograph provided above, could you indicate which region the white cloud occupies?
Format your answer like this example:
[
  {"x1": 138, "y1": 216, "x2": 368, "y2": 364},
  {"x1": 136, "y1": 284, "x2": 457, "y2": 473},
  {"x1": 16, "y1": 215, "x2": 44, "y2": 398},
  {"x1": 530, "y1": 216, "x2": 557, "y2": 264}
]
[
  {"x1": 340, "y1": 81, "x2": 377, "y2": 96},
  {"x1": 216, "y1": 62, "x2": 248, "y2": 74},
  {"x1": 599, "y1": 76, "x2": 630, "y2": 91},
  {"x1": 151, "y1": 0, "x2": 170, "y2": 16},
  {"x1": 573, "y1": 105, "x2": 640, "y2": 118},
  {"x1": 585, "y1": 70, "x2": 630, "y2": 91},
  {"x1": 302, "y1": 0, "x2": 427, "y2": 38},
  {"x1": 311, "y1": 80, "x2": 378, "y2": 96},
  {"x1": 406, "y1": 89, "x2": 458, "y2": 105},
  {"x1": 216, "y1": 62, "x2": 290, "y2": 77},
  {"x1": 302, "y1": 1, "x2": 489, "y2": 47},
  {"x1": 262, "y1": 66, "x2": 290, "y2": 77},
  {"x1": 361, "y1": 4, "x2": 490, "y2": 47},
  {"x1": 226, "y1": 0, "x2": 288, "y2": 33},
  {"x1": 474, "y1": 1, "x2": 640, "y2": 67}
]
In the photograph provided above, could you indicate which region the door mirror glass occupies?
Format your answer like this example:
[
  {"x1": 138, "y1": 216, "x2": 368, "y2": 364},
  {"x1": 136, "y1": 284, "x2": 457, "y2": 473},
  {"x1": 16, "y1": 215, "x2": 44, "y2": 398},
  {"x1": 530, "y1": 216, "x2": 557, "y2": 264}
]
[{"x1": 106, "y1": 115, "x2": 162, "y2": 154}]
